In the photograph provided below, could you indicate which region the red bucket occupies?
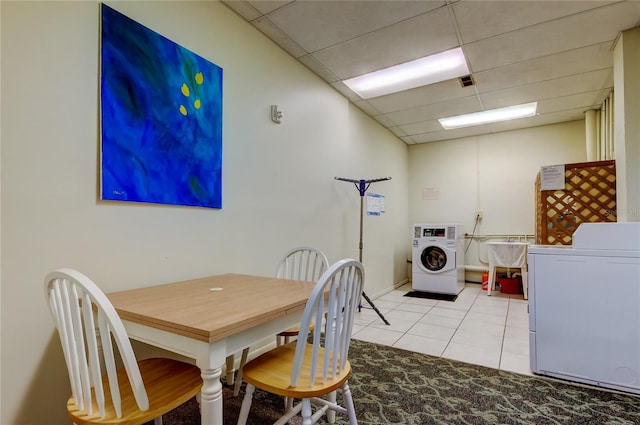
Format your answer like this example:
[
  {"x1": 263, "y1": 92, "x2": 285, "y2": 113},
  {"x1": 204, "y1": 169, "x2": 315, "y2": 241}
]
[
  {"x1": 498, "y1": 276, "x2": 522, "y2": 294},
  {"x1": 481, "y1": 272, "x2": 488, "y2": 291}
]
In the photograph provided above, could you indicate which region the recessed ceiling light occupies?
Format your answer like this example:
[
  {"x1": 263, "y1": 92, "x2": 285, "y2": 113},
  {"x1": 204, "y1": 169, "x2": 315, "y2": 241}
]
[
  {"x1": 438, "y1": 102, "x2": 538, "y2": 130},
  {"x1": 343, "y1": 47, "x2": 469, "y2": 99}
]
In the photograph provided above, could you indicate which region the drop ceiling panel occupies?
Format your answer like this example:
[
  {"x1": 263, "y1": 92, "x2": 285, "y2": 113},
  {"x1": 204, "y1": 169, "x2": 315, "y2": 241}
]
[
  {"x1": 247, "y1": 1, "x2": 292, "y2": 16},
  {"x1": 371, "y1": 114, "x2": 397, "y2": 128},
  {"x1": 331, "y1": 81, "x2": 364, "y2": 102},
  {"x1": 465, "y1": 1, "x2": 640, "y2": 72},
  {"x1": 223, "y1": 0, "x2": 263, "y2": 21},
  {"x1": 367, "y1": 79, "x2": 477, "y2": 114},
  {"x1": 479, "y1": 69, "x2": 614, "y2": 109},
  {"x1": 264, "y1": 0, "x2": 444, "y2": 53},
  {"x1": 221, "y1": 0, "x2": 640, "y2": 145},
  {"x1": 452, "y1": 1, "x2": 614, "y2": 44},
  {"x1": 353, "y1": 100, "x2": 383, "y2": 117},
  {"x1": 487, "y1": 108, "x2": 587, "y2": 133},
  {"x1": 536, "y1": 91, "x2": 605, "y2": 114},
  {"x1": 408, "y1": 107, "x2": 587, "y2": 144},
  {"x1": 382, "y1": 96, "x2": 482, "y2": 126},
  {"x1": 410, "y1": 125, "x2": 490, "y2": 144},
  {"x1": 252, "y1": 16, "x2": 307, "y2": 57},
  {"x1": 472, "y1": 42, "x2": 613, "y2": 94},
  {"x1": 388, "y1": 126, "x2": 409, "y2": 138},
  {"x1": 399, "y1": 120, "x2": 448, "y2": 136},
  {"x1": 311, "y1": 7, "x2": 460, "y2": 79},
  {"x1": 299, "y1": 54, "x2": 340, "y2": 83}
]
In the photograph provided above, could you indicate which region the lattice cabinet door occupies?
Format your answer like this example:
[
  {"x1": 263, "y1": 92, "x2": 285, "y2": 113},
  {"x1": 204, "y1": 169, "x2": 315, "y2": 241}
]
[{"x1": 535, "y1": 160, "x2": 617, "y2": 245}]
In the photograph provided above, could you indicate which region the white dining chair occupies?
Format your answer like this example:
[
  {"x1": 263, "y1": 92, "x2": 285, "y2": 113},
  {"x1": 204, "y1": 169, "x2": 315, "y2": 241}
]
[
  {"x1": 45, "y1": 268, "x2": 202, "y2": 425},
  {"x1": 236, "y1": 258, "x2": 364, "y2": 425},
  {"x1": 230, "y1": 247, "x2": 329, "y2": 398}
]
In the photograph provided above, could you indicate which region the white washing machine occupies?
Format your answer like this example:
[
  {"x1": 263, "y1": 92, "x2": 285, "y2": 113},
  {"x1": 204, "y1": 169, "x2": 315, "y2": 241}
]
[{"x1": 412, "y1": 223, "x2": 465, "y2": 295}]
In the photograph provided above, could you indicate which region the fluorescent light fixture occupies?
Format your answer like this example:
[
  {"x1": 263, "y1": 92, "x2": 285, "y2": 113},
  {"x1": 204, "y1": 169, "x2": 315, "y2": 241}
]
[
  {"x1": 343, "y1": 47, "x2": 469, "y2": 99},
  {"x1": 438, "y1": 102, "x2": 538, "y2": 130}
]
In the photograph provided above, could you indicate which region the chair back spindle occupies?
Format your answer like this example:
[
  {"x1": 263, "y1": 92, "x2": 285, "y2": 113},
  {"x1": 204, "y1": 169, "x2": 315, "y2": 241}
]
[
  {"x1": 45, "y1": 269, "x2": 149, "y2": 419},
  {"x1": 290, "y1": 259, "x2": 364, "y2": 388},
  {"x1": 276, "y1": 246, "x2": 329, "y2": 282}
]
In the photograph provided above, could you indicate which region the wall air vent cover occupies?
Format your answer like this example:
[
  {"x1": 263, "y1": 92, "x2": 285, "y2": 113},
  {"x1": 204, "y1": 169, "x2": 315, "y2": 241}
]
[{"x1": 459, "y1": 75, "x2": 475, "y2": 87}]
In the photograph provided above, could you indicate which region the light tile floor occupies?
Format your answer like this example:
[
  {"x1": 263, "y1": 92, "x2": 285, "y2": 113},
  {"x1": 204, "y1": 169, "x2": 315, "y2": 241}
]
[{"x1": 351, "y1": 282, "x2": 532, "y2": 375}]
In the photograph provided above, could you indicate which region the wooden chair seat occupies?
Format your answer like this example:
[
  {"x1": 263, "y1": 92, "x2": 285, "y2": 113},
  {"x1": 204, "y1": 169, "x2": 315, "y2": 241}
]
[
  {"x1": 67, "y1": 358, "x2": 202, "y2": 425},
  {"x1": 277, "y1": 322, "x2": 315, "y2": 340},
  {"x1": 278, "y1": 325, "x2": 306, "y2": 338},
  {"x1": 45, "y1": 269, "x2": 203, "y2": 425},
  {"x1": 242, "y1": 342, "x2": 350, "y2": 399},
  {"x1": 231, "y1": 247, "x2": 329, "y2": 397}
]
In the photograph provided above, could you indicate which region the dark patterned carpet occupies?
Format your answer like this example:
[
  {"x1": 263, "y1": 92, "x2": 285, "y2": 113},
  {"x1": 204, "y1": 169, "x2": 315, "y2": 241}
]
[{"x1": 157, "y1": 339, "x2": 640, "y2": 424}]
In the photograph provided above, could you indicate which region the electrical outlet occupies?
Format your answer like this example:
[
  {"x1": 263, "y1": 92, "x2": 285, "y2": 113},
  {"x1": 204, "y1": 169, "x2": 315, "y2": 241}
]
[{"x1": 475, "y1": 210, "x2": 483, "y2": 221}]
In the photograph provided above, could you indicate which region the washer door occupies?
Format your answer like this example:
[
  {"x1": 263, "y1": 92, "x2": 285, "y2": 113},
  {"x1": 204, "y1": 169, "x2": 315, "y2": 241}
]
[{"x1": 418, "y1": 245, "x2": 455, "y2": 273}]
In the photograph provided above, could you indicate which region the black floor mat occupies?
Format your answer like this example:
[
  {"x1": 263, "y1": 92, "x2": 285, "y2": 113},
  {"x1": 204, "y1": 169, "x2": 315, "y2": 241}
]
[{"x1": 404, "y1": 290, "x2": 458, "y2": 302}]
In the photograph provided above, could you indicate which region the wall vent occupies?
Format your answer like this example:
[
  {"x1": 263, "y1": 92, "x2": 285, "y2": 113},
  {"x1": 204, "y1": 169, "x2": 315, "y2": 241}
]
[{"x1": 459, "y1": 74, "x2": 475, "y2": 87}]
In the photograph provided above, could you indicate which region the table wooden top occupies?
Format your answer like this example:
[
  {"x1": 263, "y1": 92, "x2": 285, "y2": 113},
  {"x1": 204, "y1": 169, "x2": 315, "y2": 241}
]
[{"x1": 107, "y1": 273, "x2": 316, "y2": 343}]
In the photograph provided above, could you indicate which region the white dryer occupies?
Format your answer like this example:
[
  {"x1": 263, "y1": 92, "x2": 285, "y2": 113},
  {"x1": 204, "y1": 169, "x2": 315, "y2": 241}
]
[
  {"x1": 528, "y1": 222, "x2": 640, "y2": 394},
  {"x1": 412, "y1": 223, "x2": 465, "y2": 295}
]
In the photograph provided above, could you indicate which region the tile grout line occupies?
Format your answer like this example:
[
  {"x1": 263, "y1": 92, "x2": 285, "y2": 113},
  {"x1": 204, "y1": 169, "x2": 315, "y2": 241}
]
[
  {"x1": 497, "y1": 297, "x2": 511, "y2": 371},
  {"x1": 439, "y1": 288, "x2": 481, "y2": 358}
]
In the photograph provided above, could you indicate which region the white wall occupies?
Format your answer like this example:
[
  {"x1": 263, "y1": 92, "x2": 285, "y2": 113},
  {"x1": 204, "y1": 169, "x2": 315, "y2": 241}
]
[
  {"x1": 0, "y1": 1, "x2": 409, "y2": 423},
  {"x1": 408, "y1": 121, "x2": 587, "y2": 271}
]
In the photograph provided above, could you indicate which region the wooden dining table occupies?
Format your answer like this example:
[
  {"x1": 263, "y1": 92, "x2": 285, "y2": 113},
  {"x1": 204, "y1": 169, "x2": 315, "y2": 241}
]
[{"x1": 107, "y1": 273, "x2": 317, "y2": 425}]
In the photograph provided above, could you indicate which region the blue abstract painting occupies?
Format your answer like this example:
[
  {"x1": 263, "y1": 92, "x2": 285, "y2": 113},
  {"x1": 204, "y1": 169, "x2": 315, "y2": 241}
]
[{"x1": 100, "y1": 4, "x2": 222, "y2": 208}]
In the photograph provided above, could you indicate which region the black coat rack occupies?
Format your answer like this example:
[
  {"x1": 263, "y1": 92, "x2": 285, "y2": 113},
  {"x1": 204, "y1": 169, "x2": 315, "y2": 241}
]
[{"x1": 335, "y1": 176, "x2": 391, "y2": 325}]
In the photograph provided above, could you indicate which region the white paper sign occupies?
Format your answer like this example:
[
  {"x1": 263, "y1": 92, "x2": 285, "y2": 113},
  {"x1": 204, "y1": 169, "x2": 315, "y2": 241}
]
[
  {"x1": 366, "y1": 193, "x2": 385, "y2": 216},
  {"x1": 540, "y1": 165, "x2": 565, "y2": 190}
]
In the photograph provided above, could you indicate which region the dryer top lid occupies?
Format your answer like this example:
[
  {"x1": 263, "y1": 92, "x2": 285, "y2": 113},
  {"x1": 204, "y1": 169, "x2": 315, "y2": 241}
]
[{"x1": 573, "y1": 223, "x2": 640, "y2": 251}]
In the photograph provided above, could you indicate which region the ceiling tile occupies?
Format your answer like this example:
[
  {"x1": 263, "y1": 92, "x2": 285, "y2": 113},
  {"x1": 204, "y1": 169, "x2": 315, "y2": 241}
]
[
  {"x1": 381, "y1": 95, "x2": 482, "y2": 126},
  {"x1": 410, "y1": 125, "x2": 488, "y2": 143},
  {"x1": 452, "y1": 0, "x2": 613, "y2": 43},
  {"x1": 472, "y1": 42, "x2": 613, "y2": 95},
  {"x1": 252, "y1": 17, "x2": 307, "y2": 57},
  {"x1": 479, "y1": 69, "x2": 613, "y2": 109},
  {"x1": 299, "y1": 54, "x2": 340, "y2": 83},
  {"x1": 388, "y1": 126, "x2": 408, "y2": 138},
  {"x1": 367, "y1": 78, "x2": 477, "y2": 114},
  {"x1": 399, "y1": 120, "x2": 446, "y2": 136},
  {"x1": 371, "y1": 114, "x2": 396, "y2": 128},
  {"x1": 353, "y1": 100, "x2": 383, "y2": 116},
  {"x1": 265, "y1": 0, "x2": 445, "y2": 53},
  {"x1": 330, "y1": 81, "x2": 362, "y2": 102},
  {"x1": 465, "y1": 1, "x2": 640, "y2": 72},
  {"x1": 487, "y1": 108, "x2": 587, "y2": 133},
  {"x1": 247, "y1": 1, "x2": 293, "y2": 16},
  {"x1": 222, "y1": 0, "x2": 263, "y2": 21},
  {"x1": 311, "y1": 6, "x2": 460, "y2": 79},
  {"x1": 223, "y1": 0, "x2": 640, "y2": 144},
  {"x1": 536, "y1": 91, "x2": 605, "y2": 114}
]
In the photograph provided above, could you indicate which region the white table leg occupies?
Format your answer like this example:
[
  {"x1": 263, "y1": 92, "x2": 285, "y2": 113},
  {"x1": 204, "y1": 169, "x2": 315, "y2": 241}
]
[
  {"x1": 487, "y1": 263, "x2": 496, "y2": 296},
  {"x1": 199, "y1": 366, "x2": 224, "y2": 425},
  {"x1": 521, "y1": 269, "x2": 528, "y2": 300}
]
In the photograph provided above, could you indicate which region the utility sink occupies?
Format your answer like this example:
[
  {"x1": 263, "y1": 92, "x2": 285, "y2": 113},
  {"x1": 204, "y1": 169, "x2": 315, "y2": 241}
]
[
  {"x1": 487, "y1": 241, "x2": 529, "y2": 267},
  {"x1": 486, "y1": 242, "x2": 529, "y2": 299}
]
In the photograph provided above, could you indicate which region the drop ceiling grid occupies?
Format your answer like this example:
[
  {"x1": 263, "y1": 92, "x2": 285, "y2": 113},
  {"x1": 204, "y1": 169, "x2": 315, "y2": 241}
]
[{"x1": 221, "y1": 0, "x2": 640, "y2": 144}]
